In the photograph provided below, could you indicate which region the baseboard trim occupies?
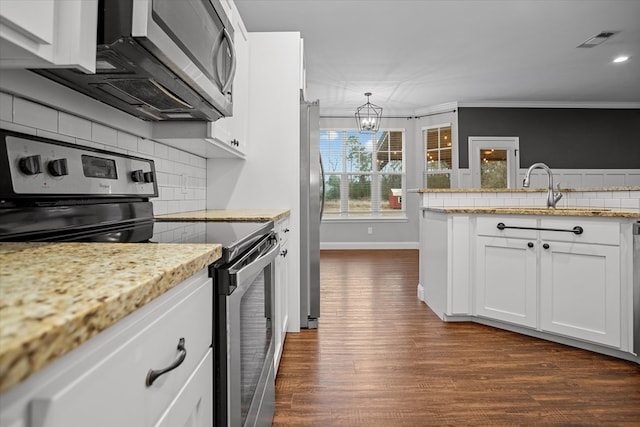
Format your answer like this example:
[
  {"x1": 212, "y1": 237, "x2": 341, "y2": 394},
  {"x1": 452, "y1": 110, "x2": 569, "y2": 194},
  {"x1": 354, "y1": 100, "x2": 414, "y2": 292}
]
[{"x1": 320, "y1": 242, "x2": 419, "y2": 250}]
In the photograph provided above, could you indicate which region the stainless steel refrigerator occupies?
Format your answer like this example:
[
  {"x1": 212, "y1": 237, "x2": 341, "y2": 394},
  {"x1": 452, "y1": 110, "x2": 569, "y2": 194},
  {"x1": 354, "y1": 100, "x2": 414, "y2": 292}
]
[{"x1": 300, "y1": 97, "x2": 323, "y2": 329}]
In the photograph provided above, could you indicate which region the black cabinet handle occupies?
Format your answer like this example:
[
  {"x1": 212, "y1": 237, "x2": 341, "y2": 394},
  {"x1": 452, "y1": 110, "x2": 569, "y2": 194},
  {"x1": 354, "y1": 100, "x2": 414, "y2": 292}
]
[
  {"x1": 146, "y1": 338, "x2": 187, "y2": 386},
  {"x1": 543, "y1": 243, "x2": 550, "y2": 250},
  {"x1": 497, "y1": 222, "x2": 583, "y2": 235},
  {"x1": 527, "y1": 242, "x2": 534, "y2": 248},
  {"x1": 280, "y1": 249, "x2": 288, "y2": 257},
  {"x1": 283, "y1": 228, "x2": 290, "y2": 233}
]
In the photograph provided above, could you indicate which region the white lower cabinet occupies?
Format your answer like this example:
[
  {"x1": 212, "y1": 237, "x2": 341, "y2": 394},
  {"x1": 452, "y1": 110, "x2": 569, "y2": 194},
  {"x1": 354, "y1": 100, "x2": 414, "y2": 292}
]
[
  {"x1": 0, "y1": 270, "x2": 213, "y2": 427},
  {"x1": 474, "y1": 215, "x2": 624, "y2": 349},
  {"x1": 274, "y1": 216, "x2": 290, "y2": 372},
  {"x1": 475, "y1": 235, "x2": 537, "y2": 328},
  {"x1": 539, "y1": 240, "x2": 621, "y2": 347}
]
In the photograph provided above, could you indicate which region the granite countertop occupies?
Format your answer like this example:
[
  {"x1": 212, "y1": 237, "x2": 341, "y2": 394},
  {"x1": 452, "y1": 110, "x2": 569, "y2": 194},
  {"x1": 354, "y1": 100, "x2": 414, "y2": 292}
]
[
  {"x1": 417, "y1": 186, "x2": 640, "y2": 193},
  {"x1": 155, "y1": 209, "x2": 291, "y2": 222},
  {"x1": 0, "y1": 242, "x2": 221, "y2": 394},
  {"x1": 424, "y1": 207, "x2": 640, "y2": 218}
]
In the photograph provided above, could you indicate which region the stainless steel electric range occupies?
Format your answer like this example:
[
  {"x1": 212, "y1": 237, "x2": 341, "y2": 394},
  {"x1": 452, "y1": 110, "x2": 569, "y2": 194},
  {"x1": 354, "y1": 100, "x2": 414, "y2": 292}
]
[{"x1": 0, "y1": 129, "x2": 277, "y2": 427}]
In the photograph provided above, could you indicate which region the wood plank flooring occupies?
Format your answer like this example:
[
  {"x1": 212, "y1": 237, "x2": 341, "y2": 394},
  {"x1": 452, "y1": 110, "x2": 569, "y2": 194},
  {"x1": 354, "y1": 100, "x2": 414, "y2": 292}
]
[{"x1": 273, "y1": 250, "x2": 640, "y2": 426}]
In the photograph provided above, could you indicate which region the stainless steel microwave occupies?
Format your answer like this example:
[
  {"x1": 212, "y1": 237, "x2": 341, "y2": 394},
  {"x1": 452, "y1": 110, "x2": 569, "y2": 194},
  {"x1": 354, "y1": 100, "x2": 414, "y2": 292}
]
[{"x1": 33, "y1": 0, "x2": 236, "y2": 122}]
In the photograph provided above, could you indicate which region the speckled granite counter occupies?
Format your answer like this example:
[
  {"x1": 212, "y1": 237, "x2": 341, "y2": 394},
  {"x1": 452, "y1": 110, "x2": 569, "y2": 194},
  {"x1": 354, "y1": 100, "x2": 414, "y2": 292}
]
[
  {"x1": 417, "y1": 186, "x2": 640, "y2": 193},
  {"x1": 423, "y1": 207, "x2": 640, "y2": 218},
  {"x1": 0, "y1": 242, "x2": 221, "y2": 394},
  {"x1": 155, "y1": 209, "x2": 290, "y2": 222}
]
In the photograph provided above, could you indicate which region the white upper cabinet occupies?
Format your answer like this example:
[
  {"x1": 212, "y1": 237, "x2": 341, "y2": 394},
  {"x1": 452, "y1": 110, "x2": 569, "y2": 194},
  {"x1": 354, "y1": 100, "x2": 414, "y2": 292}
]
[{"x1": 0, "y1": 0, "x2": 97, "y2": 73}]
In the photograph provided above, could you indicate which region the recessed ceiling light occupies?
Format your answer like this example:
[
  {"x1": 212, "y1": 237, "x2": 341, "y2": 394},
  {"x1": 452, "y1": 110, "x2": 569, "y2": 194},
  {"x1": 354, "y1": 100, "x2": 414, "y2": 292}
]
[{"x1": 613, "y1": 56, "x2": 630, "y2": 63}]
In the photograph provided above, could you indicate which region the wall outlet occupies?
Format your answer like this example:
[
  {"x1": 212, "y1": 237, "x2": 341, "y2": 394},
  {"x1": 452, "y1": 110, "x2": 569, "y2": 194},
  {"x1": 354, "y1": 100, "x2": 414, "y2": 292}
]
[{"x1": 367, "y1": 226, "x2": 373, "y2": 235}]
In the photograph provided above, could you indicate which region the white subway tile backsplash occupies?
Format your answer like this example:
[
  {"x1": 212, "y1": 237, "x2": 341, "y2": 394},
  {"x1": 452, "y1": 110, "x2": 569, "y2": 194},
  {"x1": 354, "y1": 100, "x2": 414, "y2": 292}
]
[
  {"x1": 14, "y1": 98, "x2": 57, "y2": 132},
  {"x1": 154, "y1": 142, "x2": 169, "y2": 159},
  {"x1": 92, "y1": 123, "x2": 117, "y2": 145},
  {"x1": 0, "y1": 93, "x2": 13, "y2": 122},
  {"x1": 117, "y1": 131, "x2": 138, "y2": 151},
  {"x1": 36, "y1": 129, "x2": 75, "y2": 144},
  {"x1": 137, "y1": 137, "x2": 155, "y2": 156},
  {"x1": 3, "y1": 95, "x2": 207, "y2": 216},
  {"x1": 604, "y1": 199, "x2": 622, "y2": 209},
  {"x1": 620, "y1": 198, "x2": 640, "y2": 210},
  {"x1": 59, "y1": 112, "x2": 91, "y2": 140}
]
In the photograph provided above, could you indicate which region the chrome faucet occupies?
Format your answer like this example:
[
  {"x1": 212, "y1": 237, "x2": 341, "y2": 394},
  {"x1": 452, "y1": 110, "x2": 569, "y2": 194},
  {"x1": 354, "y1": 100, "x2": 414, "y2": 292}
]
[{"x1": 522, "y1": 162, "x2": 563, "y2": 208}]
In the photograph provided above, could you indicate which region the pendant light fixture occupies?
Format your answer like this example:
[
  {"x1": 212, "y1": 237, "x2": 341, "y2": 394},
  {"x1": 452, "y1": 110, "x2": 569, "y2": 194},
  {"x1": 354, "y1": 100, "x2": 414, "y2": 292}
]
[{"x1": 355, "y1": 92, "x2": 383, "y2": 132}]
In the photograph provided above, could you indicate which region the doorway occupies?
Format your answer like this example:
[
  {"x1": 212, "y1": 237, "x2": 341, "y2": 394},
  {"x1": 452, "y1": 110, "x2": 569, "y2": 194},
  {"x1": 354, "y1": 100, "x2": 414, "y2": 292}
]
[{"x1": 469, "y1": 137, "x2": 519, "y2": 188}]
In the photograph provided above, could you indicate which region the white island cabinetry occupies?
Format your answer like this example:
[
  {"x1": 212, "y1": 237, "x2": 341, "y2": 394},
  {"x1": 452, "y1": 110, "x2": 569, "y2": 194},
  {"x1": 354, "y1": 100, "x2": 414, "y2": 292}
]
[
  {"x1": 0, "y1": 270, "x2": 213, "y2": 427},
  {"x1": 418, "y1": 208, "x2": 638, "y2": 362},
  {"x1": 475, "y1": 216, "x2": 538, "y2": 328},
  {"x1": 538, "y1": 218, "x2": 622, "y2": 347}
]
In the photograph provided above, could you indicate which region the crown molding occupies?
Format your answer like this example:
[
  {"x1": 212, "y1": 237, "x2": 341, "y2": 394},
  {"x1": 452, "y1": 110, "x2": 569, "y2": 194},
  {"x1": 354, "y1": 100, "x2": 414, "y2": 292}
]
[{"x1": 456, "y1": 101, "x2": 640, "y2": 109}]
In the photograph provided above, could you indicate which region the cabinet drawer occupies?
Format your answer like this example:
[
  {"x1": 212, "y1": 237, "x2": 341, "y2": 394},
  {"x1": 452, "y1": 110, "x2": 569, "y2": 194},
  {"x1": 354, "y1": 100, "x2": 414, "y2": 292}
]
[
  {"x1": 29, "y1": 273, "x2": 213, "y2": 427},
  {"x1": 540, "y1": 218, "x2": 620, "y2": 245},
  {"x1": 154, "y1": 349, "x2": 213, "y2": 427},
  {"x1": 476, "y1": 216, "x2": 537, "y2": 239}
]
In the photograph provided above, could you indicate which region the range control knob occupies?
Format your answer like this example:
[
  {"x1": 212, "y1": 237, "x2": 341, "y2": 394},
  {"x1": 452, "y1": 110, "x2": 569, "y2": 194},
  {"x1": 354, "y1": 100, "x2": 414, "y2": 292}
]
[
  {"x1": 131, "y1": 169, "x2": 144, "y2": 182},
  {"x1": 18, "y1": 155, "x2": 42, "y2": 175},
  {"x1": 143, "y1": 171, "x2": 155, "y2": 183},
  {"x1": 48, "y1": 158, "x2": 69, "y2": 177}
]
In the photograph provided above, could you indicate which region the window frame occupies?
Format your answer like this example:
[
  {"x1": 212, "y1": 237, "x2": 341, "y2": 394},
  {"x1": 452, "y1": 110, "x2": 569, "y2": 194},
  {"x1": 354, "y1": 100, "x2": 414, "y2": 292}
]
[
  {"x1": 320, "y1": 128, "x2": 407, "y2": 221},
  {"x1": 422, "y1": 123, "x2": 458, "y2": 188}
]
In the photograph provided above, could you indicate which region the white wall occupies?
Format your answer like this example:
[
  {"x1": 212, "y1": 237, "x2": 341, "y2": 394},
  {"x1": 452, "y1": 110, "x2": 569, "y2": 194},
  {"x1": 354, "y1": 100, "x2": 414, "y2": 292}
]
[
  {"x1": 0, "y1": 89, "x2": 206, "y2": 215},
  {"x1": 207, "y1": 32, "x2": 302, "y2": 331}
]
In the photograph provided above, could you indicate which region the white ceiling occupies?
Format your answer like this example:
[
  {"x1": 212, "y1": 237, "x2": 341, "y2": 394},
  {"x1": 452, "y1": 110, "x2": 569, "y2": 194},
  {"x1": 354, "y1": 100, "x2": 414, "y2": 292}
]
[{"x1": 234, "y1": 0, "x2": 640, "y2": 116}]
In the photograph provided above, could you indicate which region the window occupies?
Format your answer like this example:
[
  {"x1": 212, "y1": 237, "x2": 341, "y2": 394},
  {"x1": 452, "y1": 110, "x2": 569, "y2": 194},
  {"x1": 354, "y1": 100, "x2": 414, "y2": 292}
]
[
  {"x1": 320, "y1": 130, "x2": 405, "y2": 219},
  {"x1": 423, "y1": 124, "x2": 453, "y2": 188}
]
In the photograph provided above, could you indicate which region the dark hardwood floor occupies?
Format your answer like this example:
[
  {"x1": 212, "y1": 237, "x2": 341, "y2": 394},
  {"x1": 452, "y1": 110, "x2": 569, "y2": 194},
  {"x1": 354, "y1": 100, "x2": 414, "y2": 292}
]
[{"x1": 273, "y1": 250, "x2": 640, "y2": 426}]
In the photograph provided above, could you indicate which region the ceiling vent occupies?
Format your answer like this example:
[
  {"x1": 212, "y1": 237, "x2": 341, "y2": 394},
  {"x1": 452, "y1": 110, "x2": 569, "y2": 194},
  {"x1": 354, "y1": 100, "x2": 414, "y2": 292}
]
[{"x1": 577, "y1": 31, "x2": 618, "y2": 48}]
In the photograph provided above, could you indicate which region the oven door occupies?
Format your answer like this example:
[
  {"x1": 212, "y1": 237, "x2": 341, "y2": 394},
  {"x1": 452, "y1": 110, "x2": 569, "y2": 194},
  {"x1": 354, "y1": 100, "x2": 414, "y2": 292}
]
[
  {"x1": 214, "y1": 235, "x2": 279, "y2": 427},
  {"x1": 132, "y1": 0, "x2": 235, "y2": 115}
]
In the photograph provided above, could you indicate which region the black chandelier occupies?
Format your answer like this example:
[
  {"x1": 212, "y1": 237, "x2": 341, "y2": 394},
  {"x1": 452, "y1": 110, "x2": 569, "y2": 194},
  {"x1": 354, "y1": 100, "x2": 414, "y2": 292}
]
[{"x1": 355, "y1": 92, "x2": 383, "y2": 132}]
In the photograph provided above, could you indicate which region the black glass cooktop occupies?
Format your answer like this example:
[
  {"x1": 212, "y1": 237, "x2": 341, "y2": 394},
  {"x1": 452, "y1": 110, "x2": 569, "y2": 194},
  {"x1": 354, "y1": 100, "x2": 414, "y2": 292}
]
[{"x1": 151, "y1": 220, "x2": 274, "y2": 263}]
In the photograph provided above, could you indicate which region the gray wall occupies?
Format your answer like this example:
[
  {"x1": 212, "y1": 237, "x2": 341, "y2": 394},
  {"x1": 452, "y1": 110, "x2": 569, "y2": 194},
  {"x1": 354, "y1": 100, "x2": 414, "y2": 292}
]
[{"x1": 458, "y1": 108, "x2": 640, "y2": 169}]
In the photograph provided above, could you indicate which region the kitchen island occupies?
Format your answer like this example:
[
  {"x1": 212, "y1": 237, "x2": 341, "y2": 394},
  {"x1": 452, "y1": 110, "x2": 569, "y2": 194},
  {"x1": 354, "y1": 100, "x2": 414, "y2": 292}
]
[
  {"x1": 418, "y1": 187, "x2": 639, "y2": 364},
  {"x1": 0, "y1": 242, "x2": 221, "y2": 402}
]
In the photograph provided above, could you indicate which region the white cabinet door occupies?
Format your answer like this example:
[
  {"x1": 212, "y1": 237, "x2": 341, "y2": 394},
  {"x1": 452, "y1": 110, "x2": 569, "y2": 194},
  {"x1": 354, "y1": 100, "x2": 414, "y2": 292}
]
[
  {"x1": 476, "y1": 236, "x2": 537, "y2": 327},
  {"x1": 0, "y1": 0, "x2": 97, "y2": 72},
  {"x1": 540, "y1": 241, "x2": 621, "y2": 347},
  {"x1": 274, "y1": 217, "x2": 290, "y2": 372},
  {"x1": 154, "y1": 350, "x2": 213, "y2": 427}
]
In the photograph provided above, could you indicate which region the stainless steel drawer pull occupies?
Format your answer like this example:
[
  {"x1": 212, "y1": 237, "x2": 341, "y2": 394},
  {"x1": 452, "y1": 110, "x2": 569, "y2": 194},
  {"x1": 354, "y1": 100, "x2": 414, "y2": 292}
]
[
  {"x1": 145, "y1": 337, "x2": 187, "y2": 386},
  {"x1": 496, "y1": 222, "x2": 584, "y2": 235}
]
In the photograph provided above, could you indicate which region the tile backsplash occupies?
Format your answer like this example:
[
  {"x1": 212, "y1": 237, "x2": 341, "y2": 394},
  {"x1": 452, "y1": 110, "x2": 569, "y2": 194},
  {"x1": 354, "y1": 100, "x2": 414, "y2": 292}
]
[{"x1": 1, "y1": 92, "x2": 205, "y2": 215}]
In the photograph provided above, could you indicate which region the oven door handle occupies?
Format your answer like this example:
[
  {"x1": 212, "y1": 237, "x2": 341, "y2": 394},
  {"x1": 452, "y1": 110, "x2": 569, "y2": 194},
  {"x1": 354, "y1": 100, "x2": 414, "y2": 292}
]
[{"x1": 229, "y1": 238, "x2": 280, "y2": 287}]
